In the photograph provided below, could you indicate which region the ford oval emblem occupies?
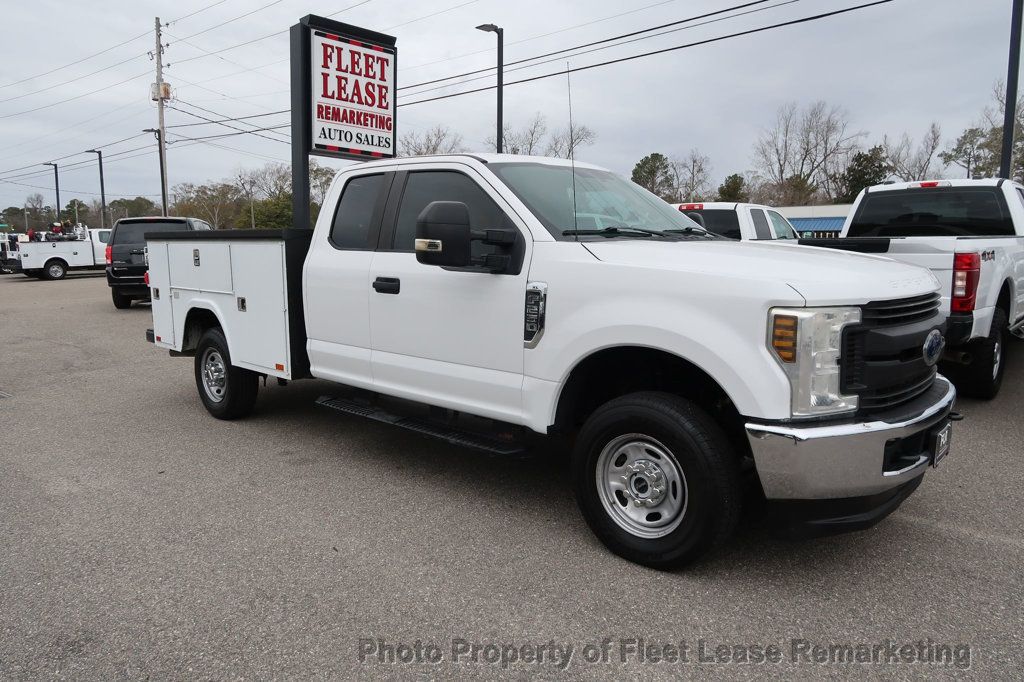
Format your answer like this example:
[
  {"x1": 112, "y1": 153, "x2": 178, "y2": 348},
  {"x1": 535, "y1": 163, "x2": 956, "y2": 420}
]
[{"x1": 922, "y1": 329, "x2": 945, "y2": 367}]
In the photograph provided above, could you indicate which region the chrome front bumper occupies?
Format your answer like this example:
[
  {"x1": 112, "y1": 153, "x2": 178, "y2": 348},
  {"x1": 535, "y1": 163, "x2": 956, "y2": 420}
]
[{"x1": 745, "y1": 377, "x2": 956, "y2": 500}]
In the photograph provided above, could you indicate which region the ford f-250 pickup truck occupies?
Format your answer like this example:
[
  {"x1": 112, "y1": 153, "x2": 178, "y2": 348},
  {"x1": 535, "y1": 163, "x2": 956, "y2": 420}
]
[
  {"x1": 144, "y1": 154, "x2": 957, "y2": 568},
  {"x1": 802, "y1": 178, "x2": 1024, "y2": 399}
]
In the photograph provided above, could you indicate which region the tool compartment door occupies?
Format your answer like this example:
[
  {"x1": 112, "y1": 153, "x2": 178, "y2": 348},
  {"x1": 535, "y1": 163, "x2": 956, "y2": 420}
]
[{"x1": 227, "y1": 241, "x2": 291, "y2": 378}]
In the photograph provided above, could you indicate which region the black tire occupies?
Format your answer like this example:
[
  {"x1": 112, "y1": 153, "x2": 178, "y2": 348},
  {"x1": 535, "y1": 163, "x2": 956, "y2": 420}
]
[
  {"x1": 948, "y1": 308, "x2": 1007, "y2": 400},
  {"x1": 42, "y1": 259, "x2": 67, "y2": 280},
  {"x1": 572, "y1": 391, "x2": 741, "y2": 569},
  {"x1": 110, "y1": 288, "x2": 132, "y2": 309},
  {"x1": 194, "y1": 327, "x2": 259, "y2": 420}
]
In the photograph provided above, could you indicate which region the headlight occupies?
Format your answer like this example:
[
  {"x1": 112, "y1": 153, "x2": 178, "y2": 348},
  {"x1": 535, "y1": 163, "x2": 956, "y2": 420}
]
[{"x1": 768, "y1": 307, "x2": 861, "y2": 418}]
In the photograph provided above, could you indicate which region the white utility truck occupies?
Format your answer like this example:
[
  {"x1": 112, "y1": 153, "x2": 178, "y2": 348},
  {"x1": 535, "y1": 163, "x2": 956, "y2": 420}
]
[
  {"x1": 17, "y1": 228, "x2": 111, "y2": 280},
  {"x1": 671, "y1": 201, "x2": 800, "y2": 240},
  {"x1": 802, "y1": 179, "x2": 1024, "y2": 399},
  {"x1": 145, "y1": 154, "x2": 957, "y2": 568}
]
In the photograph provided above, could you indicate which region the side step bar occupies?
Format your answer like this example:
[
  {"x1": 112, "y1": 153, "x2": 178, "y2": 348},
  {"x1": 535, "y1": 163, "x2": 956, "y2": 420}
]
[{"x1": 315, "y1": 395, "x2": 527, "y2": 456}]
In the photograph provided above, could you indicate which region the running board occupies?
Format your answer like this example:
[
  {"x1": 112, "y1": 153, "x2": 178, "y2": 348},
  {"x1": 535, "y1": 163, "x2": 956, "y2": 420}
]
[{"x1": 315, "y1": 395, "x2": 527, "y2": 456}]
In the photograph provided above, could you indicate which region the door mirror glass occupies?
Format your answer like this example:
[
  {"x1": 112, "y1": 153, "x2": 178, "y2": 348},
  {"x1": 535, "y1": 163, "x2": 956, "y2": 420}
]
[{"x1": 415, "y1": 201, "x2": 472, "y2": 267}]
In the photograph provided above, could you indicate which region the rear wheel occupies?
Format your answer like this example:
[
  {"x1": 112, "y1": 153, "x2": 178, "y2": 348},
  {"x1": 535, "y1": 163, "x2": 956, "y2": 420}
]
[
  {"x1": 572, "y1": 392, "x2": 741, "y2": 569},
  {"x1": 110, "y1": 288, "x2": 132, "y2": 309},
  {"x1": 43, "y1": 259, "x2": 67, "y2": 280},
  {"x1": 950, "y1": 308, "x2": 1007, "y2": 400},
  {"x1": 194, "y1": 327, "x2": 259, "y2": 420}
]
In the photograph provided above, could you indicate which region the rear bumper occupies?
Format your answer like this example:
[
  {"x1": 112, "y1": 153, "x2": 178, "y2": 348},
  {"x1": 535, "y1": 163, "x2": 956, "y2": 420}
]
[
  {"x1": 106, "y1": 267, "x2": 149, "y2": 296},
  {"x1": 946, "y1": 312, "x2": 974, "y2": 346},
  {"x1": 1, "y1": 257, "x2": 20, "y2": 272},
  {"x1": 745, "y1": 376, "x2": 955, "y2": 501}
]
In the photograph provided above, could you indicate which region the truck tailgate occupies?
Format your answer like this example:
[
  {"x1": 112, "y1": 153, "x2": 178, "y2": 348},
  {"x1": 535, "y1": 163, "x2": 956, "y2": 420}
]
[{"x1": 145, "y1": 230, "x2": 312, "y2": 380}]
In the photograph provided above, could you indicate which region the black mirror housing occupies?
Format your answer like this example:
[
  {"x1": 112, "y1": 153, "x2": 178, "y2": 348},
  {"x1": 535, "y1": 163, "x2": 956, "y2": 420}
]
[{"x1": 415, "y1": 201, "x2": 472, "y2": 268}]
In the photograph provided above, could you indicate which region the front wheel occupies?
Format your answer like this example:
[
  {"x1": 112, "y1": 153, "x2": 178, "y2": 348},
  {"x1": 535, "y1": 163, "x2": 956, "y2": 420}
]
[
  {"x1": 572, "y1": 392, "x2": 741, "y2": 569},
  {"x1": 194, "y1": 327, "x2": 259, "y2": 420},
  {"x1": 43, "y1": 259, "x2": 67, "y2": 280}
]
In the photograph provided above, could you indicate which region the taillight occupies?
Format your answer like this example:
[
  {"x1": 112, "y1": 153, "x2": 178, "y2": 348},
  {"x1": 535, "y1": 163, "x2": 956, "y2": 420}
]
[
  {"x1": 104, "y1": 245, "x2": 112, "y2": 264},
  {"x1": 144, "y1": 271, "x2": 150, "y2": 286},
  {"x1": 679, "y1": 203, "x2": 703, "y2": 211},
  {"x1": 914, "y1": 180, "x2": 951, "y2": 189},
  {"x1": 952, "y1": 253, "x2": 980, "y2": 312}
]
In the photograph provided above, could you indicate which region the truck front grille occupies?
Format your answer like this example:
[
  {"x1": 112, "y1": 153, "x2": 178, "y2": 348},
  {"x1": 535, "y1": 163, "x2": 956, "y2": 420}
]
[{"x1": 842, "y1": 293, "x2": 944, "y2": 417}]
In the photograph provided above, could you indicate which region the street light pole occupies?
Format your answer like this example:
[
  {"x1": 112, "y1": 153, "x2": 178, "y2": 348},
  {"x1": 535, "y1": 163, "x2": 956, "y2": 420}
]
[
  {"x1": 86, "y1": 149, "x2": 107, "y2": 228},
  {"x1": 43, "y1": 162, "x2": 60, "y2": 224},
  {"x1": 1001, "y1": 0, "x2": 1024, "y2": 179},
  {"x1": 476, "y1": 23, "x2": 504, "y2": 153}
]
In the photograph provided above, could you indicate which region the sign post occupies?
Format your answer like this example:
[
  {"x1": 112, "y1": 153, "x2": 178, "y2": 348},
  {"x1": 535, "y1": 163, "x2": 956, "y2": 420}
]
[{"x1": 290, "y1": 15, "x2": 397, "y2": 230}]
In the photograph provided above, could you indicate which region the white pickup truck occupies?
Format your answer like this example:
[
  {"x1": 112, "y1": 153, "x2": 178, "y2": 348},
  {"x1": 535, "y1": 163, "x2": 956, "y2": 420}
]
[
  {"x1": 671, "y1": 201, "x2": 799, "y2": 240},
  {"x1": 802, "y1": 178, "x2": 1024, "y2": 399},
  {"x1": 144, "y1": 154, "x2": 957, "y2": 568},
  {"x1": 16, "y1": 228, "x2": 111, "y2": 280}
]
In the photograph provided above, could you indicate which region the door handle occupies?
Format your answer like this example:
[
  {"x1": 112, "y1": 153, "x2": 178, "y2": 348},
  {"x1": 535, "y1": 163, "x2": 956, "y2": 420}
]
[{"x1": 372, "y1": 276, "x2": 400, "y2": 294}]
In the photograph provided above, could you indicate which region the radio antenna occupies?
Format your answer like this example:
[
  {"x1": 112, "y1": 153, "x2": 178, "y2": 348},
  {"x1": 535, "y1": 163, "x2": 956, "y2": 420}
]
[{"x1": 566, "y1": 61, "x2": 579, "y2": 239}]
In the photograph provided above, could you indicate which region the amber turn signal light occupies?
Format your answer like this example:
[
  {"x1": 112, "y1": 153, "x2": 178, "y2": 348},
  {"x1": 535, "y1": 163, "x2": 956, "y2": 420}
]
[{"x1": 772, "y1": 315, "x2": 798, "y2": 363}]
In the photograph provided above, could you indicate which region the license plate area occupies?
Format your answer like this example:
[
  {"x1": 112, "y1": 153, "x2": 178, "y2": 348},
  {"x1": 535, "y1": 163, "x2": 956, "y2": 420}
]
[{"x1": 930, "y1": 420, "x2": 952, "y2": 468}]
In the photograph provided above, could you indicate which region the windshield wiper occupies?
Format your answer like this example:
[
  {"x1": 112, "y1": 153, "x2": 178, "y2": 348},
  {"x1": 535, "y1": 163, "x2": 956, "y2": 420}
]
[
  {"x1": 665, "y1": 226, "x2": 713, "y2": 236},
  {"x1": 562, "y1": 226, "x2": 681, "y2": 239}
]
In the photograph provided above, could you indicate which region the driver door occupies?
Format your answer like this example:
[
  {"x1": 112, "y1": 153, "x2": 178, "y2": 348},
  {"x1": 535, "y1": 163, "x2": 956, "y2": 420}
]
[{"x1": 368, "y1": 164, "x2": 532, "y2": 424}]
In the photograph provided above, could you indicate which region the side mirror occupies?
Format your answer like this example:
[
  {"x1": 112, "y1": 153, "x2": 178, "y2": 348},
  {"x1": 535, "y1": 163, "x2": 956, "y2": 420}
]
[{"x1": 415, "y1": 201, "x2": 472, "y2": 268}]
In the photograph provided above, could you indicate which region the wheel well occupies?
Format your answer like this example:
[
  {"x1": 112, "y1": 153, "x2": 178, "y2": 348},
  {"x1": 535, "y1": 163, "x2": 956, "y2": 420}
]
[
  {"x1": 44, "y1": 257, "x2": 67, "y2": 268},
  {"x1": 181, "y1": 308, "x2": 222, "y2": 355},
  {"x1": 553, "y1": 346, "x2": 750, "y2": 457},
  {"x1": 997, "y1": 280, "x2": 1012, "y2": 317}
]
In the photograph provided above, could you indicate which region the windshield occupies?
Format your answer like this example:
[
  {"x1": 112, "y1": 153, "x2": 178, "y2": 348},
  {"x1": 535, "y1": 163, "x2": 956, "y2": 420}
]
[
  {"x1": 112, "y1": 220, "x2": 189, "y2": 245},
  {"x1": 488, "y1": 162, "x2": 706, "y2": 239},
  {"x1": 847, "y1": 187, "x2": 1014, "y2": 237}
]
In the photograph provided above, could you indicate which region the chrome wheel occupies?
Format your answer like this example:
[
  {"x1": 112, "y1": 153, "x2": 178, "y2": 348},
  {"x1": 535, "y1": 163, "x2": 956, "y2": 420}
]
[
  {"x1": 48, "y1": 263, "x2": 64, "y2": 278},
  {"x1": 200, "y1": 348, "x2": 228, "y2": 403},
  {"x1": 993, "y1": 339, "x2": 1002, "y2": 380},
  {"x1": 595, "y1": 433, "x2": 688, "y2": 539}
]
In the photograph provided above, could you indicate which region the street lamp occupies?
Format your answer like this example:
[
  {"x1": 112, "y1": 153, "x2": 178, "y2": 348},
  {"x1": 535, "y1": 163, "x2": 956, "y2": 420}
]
[
  {"x1": 85, "y1": 149, "x2": 107, "y2": 228},
  {"x1": 43, "y1": 162, "x2": 60, "y2": 225},
  {"x1": 144, "y1": 128, "x2": 169, "y2": 216},
  {"x1": 476, "y1": 23, "x2": 504, "y2": 154}
]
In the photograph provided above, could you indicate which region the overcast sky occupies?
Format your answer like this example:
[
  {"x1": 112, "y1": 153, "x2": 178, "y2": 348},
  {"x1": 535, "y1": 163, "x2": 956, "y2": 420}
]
[{"x1": 0, "y1": 0, "x2": 1014, "y2": 212}]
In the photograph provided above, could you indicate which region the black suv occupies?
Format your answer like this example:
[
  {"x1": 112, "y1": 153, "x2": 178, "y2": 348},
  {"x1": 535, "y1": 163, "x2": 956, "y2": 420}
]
[{"x1": 106, "y1": 216, "x2": 212, "y2": 309}]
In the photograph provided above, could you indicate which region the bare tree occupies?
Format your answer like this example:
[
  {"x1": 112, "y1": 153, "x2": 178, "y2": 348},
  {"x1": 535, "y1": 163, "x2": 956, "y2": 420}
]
[
  {"x1": 884, "y1": 122, "x2": 942, "y2": 181},
  {"x1": 172, "y1": 182, "x2": 242, "y2": 229},
  {"x1": 546, "y1": 123, "x2": 596, "y2": 159},
  {"x1": 308, "y1": 159, "x2": 335, "y2": 207},
  {"x1": 399, "y1": 125, "x2": 464, "y2": 156},
  {"x1": 753, "y1": 101, "x2": 864, "y2": 204},
  {"x1": 235, "y1": 169, "x2": 258, "y2": 229},
  {"x1": 671, "y1": 149, "x2": 713, "y2": 202},
  {"x1": 488, "y1": 113, "x2": 549, "y2": 155}
]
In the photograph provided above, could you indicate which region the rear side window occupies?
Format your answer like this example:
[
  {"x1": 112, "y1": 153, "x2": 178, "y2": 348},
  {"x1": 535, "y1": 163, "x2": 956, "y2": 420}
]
[
  {"x1": 96, "y1": 231, "x2": 111, "y2": 243},
  {"x1": 112, "y1": 221, "x2": 189, "y2": 245},
  {"x1": 768, "y1": 211, "x2": 797, "y2": 239},
  {"x1": 848, "y1": 187, "x2": 1014, "y2": 237},
  {"x1": 192, "y1": 220, "x2": 213, "y2": 231},
  {"x1": 391, "y1": 171, "x2": 511, "y2": 254},
  {"x1": 331, "y1": 174, "x2": 385, "y2": 249},
  {"x1": 750, "y1": 209, "x2": 772, "y2": 239},
  {"x1": 685, "y1": 209, "x2": 741, "y2": 240}
]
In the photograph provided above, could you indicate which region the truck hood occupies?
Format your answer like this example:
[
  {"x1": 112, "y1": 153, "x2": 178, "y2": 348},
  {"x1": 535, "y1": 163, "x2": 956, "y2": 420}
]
[{"x1": 582, "y1": 239, "x2": 940, "y2": 305}]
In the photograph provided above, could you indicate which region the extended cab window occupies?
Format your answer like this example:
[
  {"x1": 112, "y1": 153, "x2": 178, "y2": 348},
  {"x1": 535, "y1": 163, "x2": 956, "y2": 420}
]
[
  {"x1": 848, "y1": 187, "x2": 1014, "y2": 237},
  {"x1": 331, "y1": 174, "x2": 385, "y2": 249},
  {"x1": 750, "y1": 209, "x2": 772, "y2": 239},
  {"x1": 768, "y1": 211, "x2": 797, "y2": 239},
  {"x1": 96, "y1": 231, "x2": 111, "y2": 243},
  {"x1": 685, "y1": 209, "x2": 741, "y2": 240},
  {"x1": 392, "y1": 171, "x2": 511, "y2": 252}
]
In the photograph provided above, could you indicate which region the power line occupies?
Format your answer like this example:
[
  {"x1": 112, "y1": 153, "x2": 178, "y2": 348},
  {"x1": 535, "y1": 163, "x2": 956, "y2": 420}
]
[
  {"x1": 165, "y1": 108, "x2": 288, "y2": 128},
  {"x1": 0, "y1": 132, "x2": 150, "y2": 177},
  {"x1": 0, "y1": 177, "x2": 162, "y2": 198},
  {"x1": 399, "y1": 0, "x2": 777, "y2": 93},
  {"x1": 168, "y1": 103, "x2": 290, "y2": 144},
  {"x1": 171, "y1": 0, "x2": 288, "y2": 43},
  {"x1": 165, "y1": 30, "x2": 288, "y2": 84},
  {"x1": 169, "y1": 0, "x2": 233, "y2": 25},
  {"x1": 0, "y1": 70, "x2": 151, "y2": 121},
  {"x1": 0, "y1": 0, "x2": 236, "y2": 91},
  {"x1": 402, "y1": 0, "x2": 800, "y2": 98},
  {"x1": 397, "y1": 0, "x2": 894, "y2": 108}
]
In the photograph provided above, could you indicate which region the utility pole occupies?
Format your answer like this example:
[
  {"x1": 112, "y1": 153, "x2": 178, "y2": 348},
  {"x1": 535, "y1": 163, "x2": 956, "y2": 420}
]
[
  {"x1": 23, "y1": 204, "x2": 28, "y2": 231},
  {"x1": 1001, "y1": 0, "x2": 1024, "y2": 179},
  {"x1": 44, "y1": 162, "x2": 60, "y2": 224},
  {"x1": 86, "y1": 149, "x2": 107, "y2": 228},
  {"x1": 153, "y1": 17, "x2": 169, "y2": 215}
]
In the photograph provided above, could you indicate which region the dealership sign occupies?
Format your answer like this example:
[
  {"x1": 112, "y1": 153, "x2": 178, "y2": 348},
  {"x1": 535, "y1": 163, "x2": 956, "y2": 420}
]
[{"x1": 311, "y1": 30, "x2": 395, "y2": 158}]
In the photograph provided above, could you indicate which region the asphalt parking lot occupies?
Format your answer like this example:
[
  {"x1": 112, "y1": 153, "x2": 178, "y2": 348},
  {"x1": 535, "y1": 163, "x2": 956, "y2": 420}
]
[{"x1": 1, "y1": 272, "x2": 1022, "y2": 678}]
